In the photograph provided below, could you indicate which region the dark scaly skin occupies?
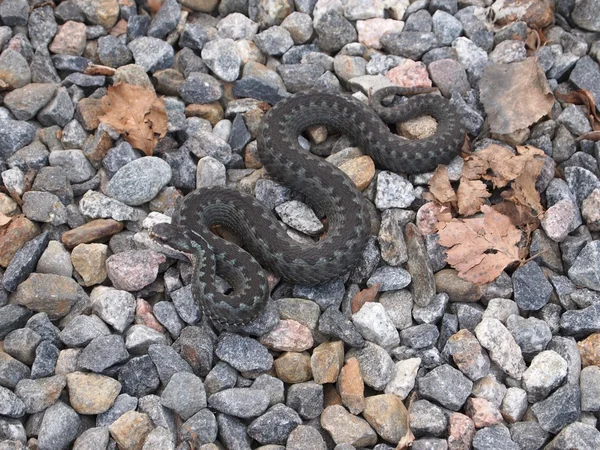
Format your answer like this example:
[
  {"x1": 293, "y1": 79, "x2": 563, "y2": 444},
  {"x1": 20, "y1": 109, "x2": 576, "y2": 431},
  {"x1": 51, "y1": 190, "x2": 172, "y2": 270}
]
[{"x1": 152, "y1": 87, "x2": 465, "y2": 328}]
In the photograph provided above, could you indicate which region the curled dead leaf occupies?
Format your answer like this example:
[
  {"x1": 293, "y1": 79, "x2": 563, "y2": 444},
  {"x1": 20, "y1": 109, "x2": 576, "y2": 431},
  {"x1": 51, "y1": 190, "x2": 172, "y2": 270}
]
[
  {"x1": 437, "y1": 205, "x2": 522, "y2": 284},
  {"x1": 480, "y1": 58, "x2": 554, "y2": 135},
  {"x1": 98, "y1": 83, "x2": 168, "y2": 156},
  {"x1": 555, "y1": 89, "x2": 600, "y2": 131}
]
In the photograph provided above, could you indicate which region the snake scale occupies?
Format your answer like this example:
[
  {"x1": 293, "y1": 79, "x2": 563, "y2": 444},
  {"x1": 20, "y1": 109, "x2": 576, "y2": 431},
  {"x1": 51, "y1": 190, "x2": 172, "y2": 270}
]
[{"x1": 151, "y1": 86, "x2": 465, "y2": 328}]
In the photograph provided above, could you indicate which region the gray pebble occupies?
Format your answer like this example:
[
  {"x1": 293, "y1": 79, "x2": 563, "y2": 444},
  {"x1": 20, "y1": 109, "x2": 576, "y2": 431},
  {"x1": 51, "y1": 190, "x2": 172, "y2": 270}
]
[
  {"x1": 286, "y1": 381, "x2": 324, "y2": 420},
  {"x1": 208, "y1": 388, "x2": 270, "y2": 418},
  {"x1": 37, "y1": 402, "x2": 81, "y2": 450},
  {"x1": 418, "y1": 364, "x2": 473, "y2": 411},
  {"x1": 161, "y1": 372, "x2": 207, "y2": 420}
]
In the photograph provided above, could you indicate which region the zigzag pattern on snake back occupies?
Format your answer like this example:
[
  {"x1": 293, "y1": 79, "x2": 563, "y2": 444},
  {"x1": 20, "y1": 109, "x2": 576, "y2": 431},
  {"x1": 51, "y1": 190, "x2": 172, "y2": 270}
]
[{"x1": 150, "y1": 86, "x2": 466, "y2": 328}]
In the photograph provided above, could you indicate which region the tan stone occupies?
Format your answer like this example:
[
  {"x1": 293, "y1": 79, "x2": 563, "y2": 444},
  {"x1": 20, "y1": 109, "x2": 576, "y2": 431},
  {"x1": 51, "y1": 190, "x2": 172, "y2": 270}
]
[
  {"x1": 12, "y1": 273, "x2": 82, "y2": 319},
  {"x1": 67, "y1": 372, "x2": 121, "y2": 414},
  {"x1": 338, "y1": 357, "x2": 365, "y2": 414},
  {"x1": 273, "y1": 352, "x2": 312, "y2": 384},
  {"x1": 339, "y1": 156, "x2": 376, "y2": 191},
  {"x1": 179, "y1": 0, "x2": 218, "y2": 12},
  {"x1": 397, "y1": 115, "x2": 437, "y2": 140},
  {"x1": 71, "y1": 243, "x2": 108, "y2": 286},
  {"x1": 306, "y1": 125, "x2": 327, "y2": 144},
  {"x1": 320, "y1": 405, "x2": 377, "y2": 447},
  {"x1": 185, "y1": 103, "x2": 224, "y2": 126},
  {"x1": 363, "y1": 394, "x2": 409, "y2": 444},
  {"x1": 49, "y1": 21, "x2": 87, "y2": 56},
  {"x1": 76, "y1": 0, "x2": 120, "y2": 29},
  {"x1": 311, "y1": 341, "x2": 344, "y2": 384},
  {"x1": 0, "y1": 193, "x2": 19, "y2": 216},
  {"x1": 0, "y1": 216, "x2": 39, "y2": 267},
  {"x1": 109, "y1": 411, "x2": 153, "y2": 450}
]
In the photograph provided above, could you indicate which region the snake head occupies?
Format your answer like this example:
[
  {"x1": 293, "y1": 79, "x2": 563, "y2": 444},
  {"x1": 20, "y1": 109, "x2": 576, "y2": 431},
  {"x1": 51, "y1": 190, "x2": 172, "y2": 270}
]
[{"x1": 149, "y1": 222, "x2": 195, "y2": 253}]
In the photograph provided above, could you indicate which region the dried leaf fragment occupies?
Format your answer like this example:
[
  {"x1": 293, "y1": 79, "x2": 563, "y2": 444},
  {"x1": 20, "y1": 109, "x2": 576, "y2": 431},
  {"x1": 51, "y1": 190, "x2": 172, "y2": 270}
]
[
  {"x1": 479, "y1": 57, "x2": 554, "y2": 135},
  {"x1": 555, "y1": 89, "x2": 600, "y2": 131},
  {"x1": 428, "y1": 165, "x2": 457, "y2": 206},
  {"x1": 492, "y1": 201, "x2": 540, "y2": 233},
  {"x1": 98, "y1": 83, "x2": 167, "y2": 156},
  {"x1": 437, "y1": 205, "x2": 522, "y2": 284},
  {"x1": 457, "y1": 177, "x2": 491, "y2": 216}
]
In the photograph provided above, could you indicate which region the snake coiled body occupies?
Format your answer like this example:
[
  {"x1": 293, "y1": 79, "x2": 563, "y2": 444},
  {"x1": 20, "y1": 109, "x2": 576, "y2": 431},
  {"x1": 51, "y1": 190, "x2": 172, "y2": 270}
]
[{"x1": 152, "y1": 87, "x2": 465, "y2": 328}]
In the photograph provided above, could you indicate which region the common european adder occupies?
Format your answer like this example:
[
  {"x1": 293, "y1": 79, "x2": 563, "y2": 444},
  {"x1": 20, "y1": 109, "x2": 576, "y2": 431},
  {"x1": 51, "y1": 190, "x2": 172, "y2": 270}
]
[{"x1": 151, "y1": 86, "x2": 465, "y2": 328}]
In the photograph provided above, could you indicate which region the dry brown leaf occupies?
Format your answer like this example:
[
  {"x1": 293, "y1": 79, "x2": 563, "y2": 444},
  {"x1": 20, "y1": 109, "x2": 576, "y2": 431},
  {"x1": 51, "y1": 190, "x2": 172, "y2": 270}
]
[
  {"x1": 437, "y1": 205, "x2": 522, "y2": 284},
  {"x1": 555, "y1": 89, "x2": 600, "y2": 131},
  {"x1": 457, "y1": 177, "x2": 492, "y2": 216},
  {"x1": 428, "y1": 165, "x2": 457, "y2": 206},
  {"x1": 576, "y1": 131, "x2": 600, "y2": 142},
  {"x1": 462, "y1": 144, "x2": 526, "y2": 188},
  {"x1": 98, "y1": 83, "x2": 167, "y2": 156},
  {"x1": 351, "y1": 284, "x2": 380, "y2": 314},
  {"x1": 479, "y1": 58, "x2": 554, "y2": 135},
  {"x1": 500, "y1": 145, "x2": 545, "y2": 214},
  {"x1": 510, "y1": 150, "x2": 545, "y2": 214},
  {"x1": 492, "y1": 201, "x2": 540, "y2": 233}
]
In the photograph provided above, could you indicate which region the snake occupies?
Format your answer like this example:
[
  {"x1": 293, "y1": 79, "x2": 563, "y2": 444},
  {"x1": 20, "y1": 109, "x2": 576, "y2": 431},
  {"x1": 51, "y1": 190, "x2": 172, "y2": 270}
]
[{"x1": 151, "y1": 86, "x2": 465, "y2": 328}]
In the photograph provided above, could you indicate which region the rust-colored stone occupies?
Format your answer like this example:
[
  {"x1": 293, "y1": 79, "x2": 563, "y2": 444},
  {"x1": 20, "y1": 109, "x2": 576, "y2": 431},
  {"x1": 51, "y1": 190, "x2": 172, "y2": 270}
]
[
  {"x1": 83, "y1": 128, "x2": 113, "y2": 168},
  {"x1": 338, "y1": 357, "x2": 365, "y2": 414},
  {"x1": 578, "y1": 333, "x2": 600, "y2": 367},
  {"x1": 76, "y1": 98, "x2": 104, "y2": 131},
  {"x1": 61, "y1": 219, "x2": 123, "y2": 249},
  {"x1": 0, "y1": 216, "x2": 39, "y2": 267}
]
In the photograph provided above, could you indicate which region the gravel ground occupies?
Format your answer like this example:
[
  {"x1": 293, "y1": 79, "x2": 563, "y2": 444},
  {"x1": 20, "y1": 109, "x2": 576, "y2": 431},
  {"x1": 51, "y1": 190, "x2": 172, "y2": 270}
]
[{"x1": 0, "y1": 0, "x2": 600, "y2": 449}]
